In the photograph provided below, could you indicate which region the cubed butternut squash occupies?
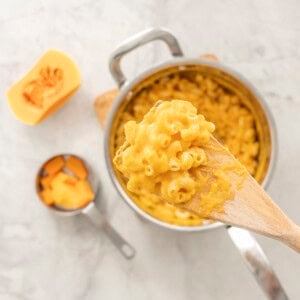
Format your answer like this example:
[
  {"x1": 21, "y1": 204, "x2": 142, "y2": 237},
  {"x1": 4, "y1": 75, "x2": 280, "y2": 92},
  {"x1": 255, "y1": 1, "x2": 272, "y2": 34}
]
[
  {"x1": 39, "y1": 155, "x2": 94, "y2": 209},
  {"x1": 65, "y1": 156, "x2": 88, "y2": 179},
  {"x1": 40, "y1": 174, "x2": 55, "y2": 189},
  {"x1": 49, "y1": 172, "x2": 94, "y2": 209},
  {"x1": 40, "y1": 189, "x2": 54, "y2": 205},
  {"x1": 43, "y1": 156, "x2": 64, "y2": 175}
]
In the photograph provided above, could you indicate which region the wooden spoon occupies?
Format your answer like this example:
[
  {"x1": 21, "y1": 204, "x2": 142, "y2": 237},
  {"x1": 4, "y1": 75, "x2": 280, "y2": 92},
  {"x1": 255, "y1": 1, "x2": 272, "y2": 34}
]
[
  {"x1": 179, "y1": 136, "x2": 300, "y2": 252},
  {"x1": 93, "y1": 67, "x2": 300, "y2": 253}
]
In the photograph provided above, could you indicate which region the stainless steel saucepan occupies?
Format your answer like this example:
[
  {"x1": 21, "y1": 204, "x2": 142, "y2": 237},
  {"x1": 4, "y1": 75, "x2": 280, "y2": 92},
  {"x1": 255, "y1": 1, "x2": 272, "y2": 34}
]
[{"x1": 104, "y1": 28, "x2": 287, "y2": 299}]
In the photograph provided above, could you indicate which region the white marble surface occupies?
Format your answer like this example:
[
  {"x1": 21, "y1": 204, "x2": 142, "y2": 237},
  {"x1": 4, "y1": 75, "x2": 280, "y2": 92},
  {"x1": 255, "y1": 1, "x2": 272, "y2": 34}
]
[{"x1": 1, "y1": 0, "x2": 300, "y2": 299}]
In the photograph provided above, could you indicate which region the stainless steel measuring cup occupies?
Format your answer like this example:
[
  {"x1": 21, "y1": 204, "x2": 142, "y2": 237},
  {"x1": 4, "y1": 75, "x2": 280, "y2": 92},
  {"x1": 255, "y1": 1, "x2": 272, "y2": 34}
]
[{"x1": 36, "y1": 154, "x2": 136, "y2": 259}]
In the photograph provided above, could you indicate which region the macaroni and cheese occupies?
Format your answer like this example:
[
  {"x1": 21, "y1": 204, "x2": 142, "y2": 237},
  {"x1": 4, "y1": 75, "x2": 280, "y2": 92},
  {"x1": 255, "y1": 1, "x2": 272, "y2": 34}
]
[
  {"x1": 114, "y1": 74, "x2": 259, "y2": 175},
  {"x1": 114, "y1": 100, "x2": 237, "y2": 222},
  {"x1": 113, "y1": 73, "x2": 260, "y2": 226}
]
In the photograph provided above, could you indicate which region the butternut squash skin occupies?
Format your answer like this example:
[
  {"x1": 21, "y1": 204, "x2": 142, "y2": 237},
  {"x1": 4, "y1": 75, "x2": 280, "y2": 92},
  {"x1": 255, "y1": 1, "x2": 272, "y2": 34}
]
[{"x1": 6, "y1": 50, "x2": 81, "y2": 125}]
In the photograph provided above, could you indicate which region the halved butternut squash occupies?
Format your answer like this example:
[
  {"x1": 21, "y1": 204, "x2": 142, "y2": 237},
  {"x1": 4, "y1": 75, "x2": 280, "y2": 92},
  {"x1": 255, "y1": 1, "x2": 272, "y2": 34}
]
[{"x1": 6, "y1": 50, "x2": 81, "y2": 125}]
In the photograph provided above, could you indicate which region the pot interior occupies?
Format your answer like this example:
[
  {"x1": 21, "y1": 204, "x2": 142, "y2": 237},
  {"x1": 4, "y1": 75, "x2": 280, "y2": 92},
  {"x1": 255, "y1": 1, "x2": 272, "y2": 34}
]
[{"x1": 108, "y1": 62, "x2": 273, "y2": 228}]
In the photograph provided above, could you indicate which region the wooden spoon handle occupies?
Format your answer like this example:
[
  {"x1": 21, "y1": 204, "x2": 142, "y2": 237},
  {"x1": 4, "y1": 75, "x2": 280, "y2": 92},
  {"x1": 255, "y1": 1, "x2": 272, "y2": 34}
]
[
  {"x1": 210, "y1": 174, "x2": 300, "y2": 252},
  {"x1": 281, "y1": 224, "x2": 300, "y2": 252}
]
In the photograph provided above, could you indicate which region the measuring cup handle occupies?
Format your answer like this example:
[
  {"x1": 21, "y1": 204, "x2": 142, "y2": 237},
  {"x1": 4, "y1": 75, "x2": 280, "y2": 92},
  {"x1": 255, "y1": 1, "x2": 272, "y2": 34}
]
[
  {"x1": 109, "y1": 28, "x2": 183, "y2": 87},
  {"x1": 102, "y1": 220, "x2": 136, "y2": 259},
  {"x1": 226, "y1": 226, "x2": 288, "y2": 300},
  {"x1": 83, "y1": 202, "x2": 136, "y2": 259}
]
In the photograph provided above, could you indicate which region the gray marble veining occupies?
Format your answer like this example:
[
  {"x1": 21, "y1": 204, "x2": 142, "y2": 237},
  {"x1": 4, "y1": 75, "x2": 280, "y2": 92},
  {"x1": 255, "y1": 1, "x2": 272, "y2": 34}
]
[{"x1": 1, "y1": 0, "x2": 300, "y2": 299}]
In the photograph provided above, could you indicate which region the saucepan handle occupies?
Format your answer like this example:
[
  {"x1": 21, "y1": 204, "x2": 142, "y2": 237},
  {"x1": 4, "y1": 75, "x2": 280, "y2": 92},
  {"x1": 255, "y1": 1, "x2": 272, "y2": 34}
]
[
  {"x1": 226, "y1": 226, "x2": 288, "y2": 300},
  {"x1": 109, "y1": 28, "x2": 183, "y2": 87}
]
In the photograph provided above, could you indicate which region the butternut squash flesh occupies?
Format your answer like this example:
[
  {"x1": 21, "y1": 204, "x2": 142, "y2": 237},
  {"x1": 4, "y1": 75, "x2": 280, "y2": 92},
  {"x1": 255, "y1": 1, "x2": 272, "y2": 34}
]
[
  {"x1": 43, "y1": 156, "x2": 65, "y2": 175},
  {"x1": 49, "y1": 172, "x2": 94, "y2": 209},
  {"x1": 65, "y1": 156, "x2": 88, "y2": 180},
  {"x1": 6, "y1": 50, "x2": 81, "y2": 125}
]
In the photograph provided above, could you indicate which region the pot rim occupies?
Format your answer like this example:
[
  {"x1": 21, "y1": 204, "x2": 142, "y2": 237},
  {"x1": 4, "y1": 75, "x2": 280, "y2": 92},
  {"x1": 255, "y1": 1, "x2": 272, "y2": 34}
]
[{"x1": 104, "y1": 56, "x2": 277, "y2": 232}]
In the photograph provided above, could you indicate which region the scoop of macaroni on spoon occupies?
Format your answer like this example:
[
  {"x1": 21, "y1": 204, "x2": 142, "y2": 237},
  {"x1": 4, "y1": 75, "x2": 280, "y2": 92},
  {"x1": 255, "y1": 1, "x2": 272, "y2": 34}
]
[{"x1": 113, "y1": 100, "x2": 300, "y2": 252}]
